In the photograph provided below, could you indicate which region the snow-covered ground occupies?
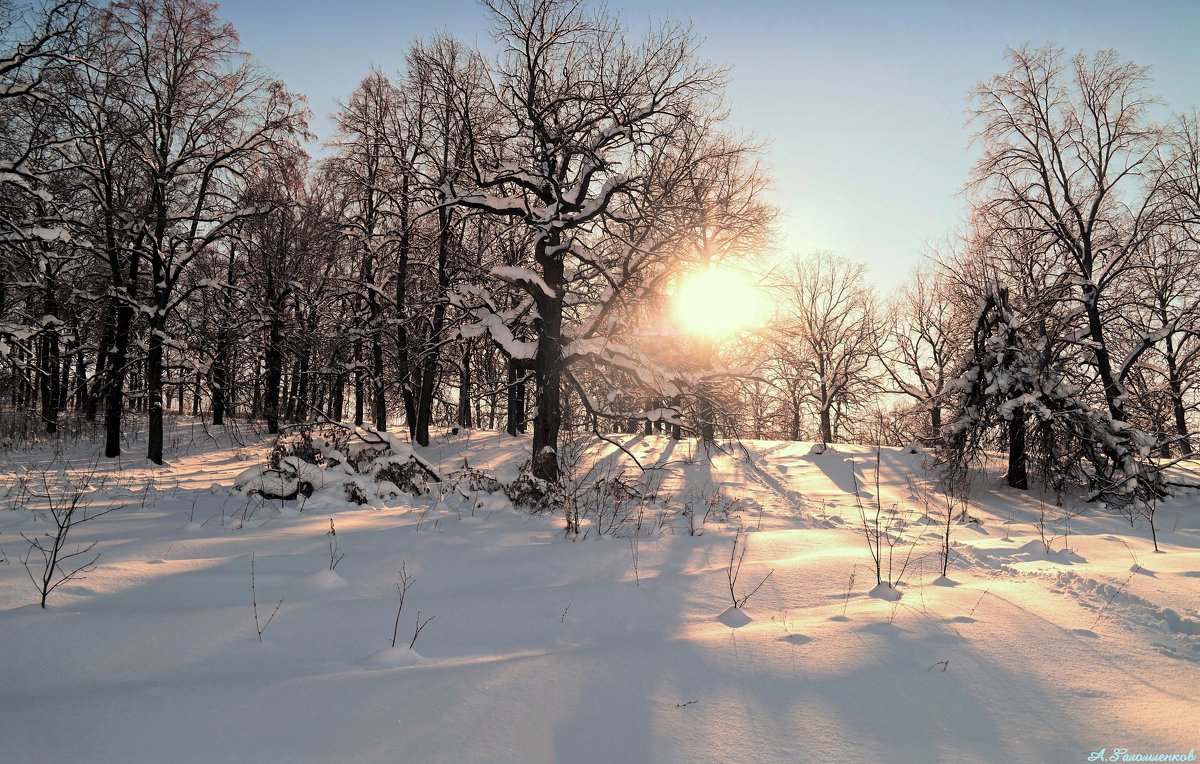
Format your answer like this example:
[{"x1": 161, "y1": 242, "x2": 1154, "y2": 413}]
[{"x1": 1, "y1": 419, "x2": 1197, "y2": 763}]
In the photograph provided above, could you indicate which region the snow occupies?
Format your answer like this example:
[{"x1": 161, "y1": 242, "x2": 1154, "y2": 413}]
[
  {"x1": 491, "y1": 265, "x2": 557, "y2": 300},
  {"x1": 0, "y1": 420, "x2": 1197, "y2": 762}
]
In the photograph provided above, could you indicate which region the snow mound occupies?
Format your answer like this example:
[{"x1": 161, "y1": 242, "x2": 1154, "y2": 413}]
[
  {"x1": 717, "y1": 606, "x2": 752, "y2": 628},
  {"x1": 868, "y1": 583, "x2": 903, "y2": 601},
  {"x1": 303, "y1": 569, "x2": 347, "y2": 590},
  {"x1": 233, "y1": 465, "x2": 299, "y2": 500}
]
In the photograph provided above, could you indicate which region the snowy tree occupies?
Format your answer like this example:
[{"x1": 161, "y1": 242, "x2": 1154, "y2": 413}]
[
  {"x1": 98, "y1": 0, "x2": 307, "y2": 462},
  {"x1": 447, "y1": 0, "x2": 734, "y2": 481},
  {"x1": 0, "y1": 1, "x2": 88, "y2": 433},
  {"x1": 967, "y1": 45, "x2": 1177, "y2": 495},
  {"x1": 327, "y1": 68, "x2": 405, "y2": 432}
]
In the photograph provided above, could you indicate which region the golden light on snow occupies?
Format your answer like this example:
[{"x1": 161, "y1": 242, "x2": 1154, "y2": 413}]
[{"x1": 673, "y1": 266, "x2": 771, "y2": 337}]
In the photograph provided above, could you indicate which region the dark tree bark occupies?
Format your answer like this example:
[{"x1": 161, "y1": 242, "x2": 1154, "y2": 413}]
[
  {"x1": 264, "y1": 318, "x2": 284, "y2": 435},
  {"x1": 1006, "y1": 404, "x2": 1028, "y2": 490},
  {"x1": 458, "y1": 344, "x2": 473, "y2": 429}
]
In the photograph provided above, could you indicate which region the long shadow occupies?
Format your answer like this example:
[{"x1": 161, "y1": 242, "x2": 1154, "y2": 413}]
[{"x1": 808, "y1": 449, "x2": 869, "y2": 498}]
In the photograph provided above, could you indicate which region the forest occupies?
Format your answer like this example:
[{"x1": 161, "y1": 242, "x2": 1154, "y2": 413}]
[{"x1": 2, "y1": 0, "x2": 1198, "y2": 501}]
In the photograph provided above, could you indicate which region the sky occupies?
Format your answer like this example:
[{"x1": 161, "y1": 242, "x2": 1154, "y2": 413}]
[{"x1": 217, "y1": 0, "x2": 1200, "y2": 290}]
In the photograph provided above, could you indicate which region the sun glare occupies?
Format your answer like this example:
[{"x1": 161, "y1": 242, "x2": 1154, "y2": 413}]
[{"x1": 673, "y1": 266, "x2": 771, "y2": 337}]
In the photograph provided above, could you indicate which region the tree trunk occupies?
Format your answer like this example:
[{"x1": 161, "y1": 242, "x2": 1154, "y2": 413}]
[
  {"x1": 74, "y1": 348, "x2": 87, "y2": 414},
  {"x1": 458, "y1": 345, "x2": 472, "y2": 429},
  {"x1": 297, "y1": 351, "x2": 311, "y2": 423},
  {"x1": 87, "y1": 310, "x2": 114, "y2": 422},
  {"x1": 211, "y1": 328, "x2": 229, "y2": 426},
  {"x1": 353, "y1": 338, "x2": 364, "y2": 427},
  {"x1": 39, "y1": 282, "x2": 60, "y2": 434},
  {"x1": 104, "y1": 293, "x2": 135, "y2": 458},
  {"x1": 395, "y1": 177, "x2": 417, "y2": 436},
  {"x1": 1165, "y1": 336, "x2": 1192, "y2": 456},
  {"x1": 530, "y1": 235, "x2": 565, "y2": 482},
  {"x1": 415, "y1": 207, "x2": 452, "y2": 446},
  {"x1": 264, "y1": 319, "x2": 284, "y2": 435},
  {"x1": 505, "y1": 362, "x2": 524, "y2": 436},
  {"x1": 1006, "y1": 404, "x2": 1028, "y2": 490},
  {"x1": 1083, "y1": 295, "x2": 1131, "y2": 467},
  {"x1": 146, "y1": 325, "x2": 165, "y2": 464},
  {"x1": 251, "y1": 356, "x2": 262, "y2": 419},
  {"x1": 699, "y1": 393, "x2": 715, "y2": 443},
  {"x1": 372, "y1": 336, "x2": 386, "y2": 431},
  {"x1": 332, "y1": 372, "x2": 345, "y2": 422},
  {"x1": 284, "y1": 360, "x2": 301, "y2": 423}
]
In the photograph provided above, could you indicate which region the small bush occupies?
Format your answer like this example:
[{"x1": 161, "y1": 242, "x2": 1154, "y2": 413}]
[
  {"x1": 504, "y1": 467, "x2": 562, "y2": 513},
  {"x1": 447, "y1": 466, "x2": 503, "y2": 495},
  {"x1": 343, "y1": 478, "x2": 372, "y2": 505},
  {"x1": 267, "y1": 428, "x2": 323, "y2": 470},
  {"x1": 375, "y1": 459, "x2": 430, "y2": 496}
]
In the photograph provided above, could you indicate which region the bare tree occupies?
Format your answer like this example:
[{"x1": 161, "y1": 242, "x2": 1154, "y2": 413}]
[
  {"x1": 773, "y1": 251, "x2": 881, "y2": 446},
  {"x1": 880, "y1": 263, "x2": 966, "y2": 442},
  {"x1": 101, "y1": 0, "x2": 307, "y2": 462},
  {"x1": 327, "y1": 68, "x2": 403, "y2": 432},
  {"x1": 1119, "y1": 230, "x2": 1199, "y2": 456}
]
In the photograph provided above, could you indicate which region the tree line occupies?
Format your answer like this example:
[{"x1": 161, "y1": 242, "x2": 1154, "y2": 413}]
[
  {"x1": 753, "y1": 46, "x2": 1200, "y2": 502},
  {"x1": 1, "y1": 2, "x2": 1196, "y2": 500}
]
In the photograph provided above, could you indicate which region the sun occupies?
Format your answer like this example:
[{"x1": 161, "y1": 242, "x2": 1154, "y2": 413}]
[{"x1": 672, "y1": 266, "x2": 771, "y2": 337}]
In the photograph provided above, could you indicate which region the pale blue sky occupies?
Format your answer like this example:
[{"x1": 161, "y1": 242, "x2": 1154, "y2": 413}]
[{"x1": 218, "y1": 0, "x2": 1200, "y2": 288}]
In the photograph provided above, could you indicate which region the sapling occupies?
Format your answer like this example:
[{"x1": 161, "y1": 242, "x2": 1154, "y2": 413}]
[
  {"x1": 727, "y1": 526, "x2": 773, "y2": 609},
  {"x1": 250, "y1": 552, "x2": 283, "y2": 643},
  {"x1": 850, "y1": 456, "x2": 883, "y2": 586},
  {"x1": 1035, "y1": 491, "x2": 1057, "y2": 554},
  {"x1": 887, "y1": 601, "x2": 901, "y2": 624},
  {"x1": 851, "y1": 449, "x2": 921, "y2": 589},
  {"x1": 842, "y1": 564, "x2": 857, "y2": 617},
  {"x1": 1091, "y1": 567, "x2": 1139, "y2": 630},
  {"x1": 391, "y1": 562, "x2": 415, "y2": 648},
  {"x1": 1137, "y1": 492, "x2": 1162, "y2": 552},
  {"x1": 1120, "y1": 540, "x2": 1140, "y2": 571},
  {"x1": 938, "y1": 481, "x2": 972, "y2": 578},
  {"x1": 327, "y1": 518, "x2": 345, "y2": 570},
  {"x1": 20, "y1": 468, "x2": 122, "y2": 608},
  {"x1": 409, "y1": 611, "x2": 435, "y2": 649},
  {"x1": 967, "y1": 579, "x2": 994, "y2": 620}
]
